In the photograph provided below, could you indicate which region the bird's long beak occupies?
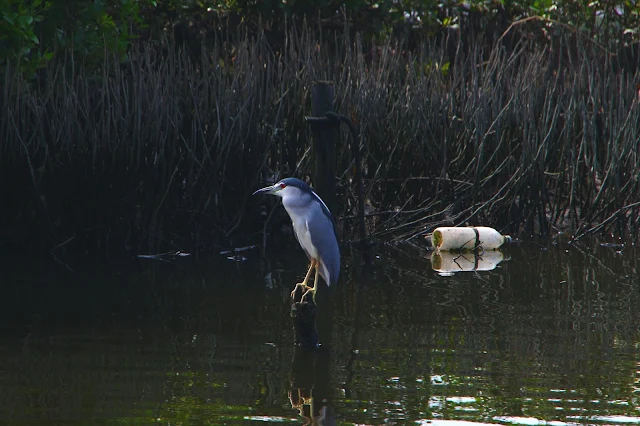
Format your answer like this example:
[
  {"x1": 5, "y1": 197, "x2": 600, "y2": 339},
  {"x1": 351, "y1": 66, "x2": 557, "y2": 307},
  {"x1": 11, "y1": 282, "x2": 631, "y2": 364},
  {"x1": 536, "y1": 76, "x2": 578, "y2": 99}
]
[{"x1": 252, "y1": 184, "x2": 279, "y2": 196}]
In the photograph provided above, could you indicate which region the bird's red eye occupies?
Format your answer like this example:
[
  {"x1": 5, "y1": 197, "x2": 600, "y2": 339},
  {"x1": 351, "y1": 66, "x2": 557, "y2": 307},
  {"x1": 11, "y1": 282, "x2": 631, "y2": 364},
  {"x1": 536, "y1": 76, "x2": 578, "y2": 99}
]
[{"x1": 279, "y1": 183, "x2": 287, "y2": 189}]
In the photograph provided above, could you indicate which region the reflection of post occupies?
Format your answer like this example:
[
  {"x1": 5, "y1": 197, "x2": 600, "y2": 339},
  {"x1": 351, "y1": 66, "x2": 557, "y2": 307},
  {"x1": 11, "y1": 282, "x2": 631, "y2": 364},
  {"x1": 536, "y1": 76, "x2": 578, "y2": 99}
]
[{"x1": 289, "y1": 347, "x2": 334, "y2": 425}]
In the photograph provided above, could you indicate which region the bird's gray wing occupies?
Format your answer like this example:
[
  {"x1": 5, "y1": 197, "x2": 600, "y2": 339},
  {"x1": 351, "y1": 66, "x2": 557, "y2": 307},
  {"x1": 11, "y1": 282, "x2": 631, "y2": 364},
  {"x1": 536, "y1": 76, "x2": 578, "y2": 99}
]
[{"x1": 306, "y1": 202, "x2": 340, "y2": 286}]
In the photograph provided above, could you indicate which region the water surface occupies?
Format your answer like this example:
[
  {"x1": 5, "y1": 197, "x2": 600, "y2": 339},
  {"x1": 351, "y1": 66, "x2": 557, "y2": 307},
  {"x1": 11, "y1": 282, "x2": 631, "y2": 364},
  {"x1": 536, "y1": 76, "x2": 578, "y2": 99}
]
[{"x1": 1, "y1": 242, "x2": 639, "y2": 425}]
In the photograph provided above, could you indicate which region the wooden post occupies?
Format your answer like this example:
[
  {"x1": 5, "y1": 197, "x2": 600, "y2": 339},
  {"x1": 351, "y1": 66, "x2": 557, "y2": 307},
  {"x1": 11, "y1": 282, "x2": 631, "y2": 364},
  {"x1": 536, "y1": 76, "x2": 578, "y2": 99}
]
[
  {"x1": 309, "y1": 81, "x2": 337, "y2": 214},
  {"x1": 290, "y1": 82, "x2": 342, "y2": 349},
  {"x1": 291, "y1": 284, "x2": 319, "y2": 348}
]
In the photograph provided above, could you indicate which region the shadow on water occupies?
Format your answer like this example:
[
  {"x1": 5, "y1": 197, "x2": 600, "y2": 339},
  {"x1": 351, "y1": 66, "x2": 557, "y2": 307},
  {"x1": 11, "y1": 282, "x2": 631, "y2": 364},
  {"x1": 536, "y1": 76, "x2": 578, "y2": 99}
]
[{"x1": 0, "y1": 241, "x2": 639, "y2": 424}]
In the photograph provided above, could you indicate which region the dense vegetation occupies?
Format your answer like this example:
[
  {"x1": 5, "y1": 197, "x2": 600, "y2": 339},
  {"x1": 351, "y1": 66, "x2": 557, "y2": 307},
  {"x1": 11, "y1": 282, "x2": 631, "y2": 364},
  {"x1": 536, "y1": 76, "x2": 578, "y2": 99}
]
[
  {"x1": 3, "y1": 1, "x2": 640, "y2": 75},
  {"x1": 1, "y1": 1, "x2": 639, "y2": 256}
]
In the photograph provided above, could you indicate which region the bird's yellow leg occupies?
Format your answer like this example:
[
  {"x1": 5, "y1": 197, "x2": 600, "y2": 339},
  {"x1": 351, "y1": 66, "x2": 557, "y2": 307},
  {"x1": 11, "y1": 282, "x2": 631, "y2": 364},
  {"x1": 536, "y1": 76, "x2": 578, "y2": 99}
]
[
  {"x1": 291, "y1": 259, "x2": 316, "y2": 299},
  {"x1": 302, "y1": 263, "x2": 320, "y2": 304}
]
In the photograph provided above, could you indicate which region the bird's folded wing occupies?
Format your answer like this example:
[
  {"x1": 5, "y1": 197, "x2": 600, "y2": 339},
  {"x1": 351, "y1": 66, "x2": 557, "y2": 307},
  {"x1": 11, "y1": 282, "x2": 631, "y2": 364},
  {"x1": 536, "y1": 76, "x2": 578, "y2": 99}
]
[{"x1": 306, "y1": 204, "x2": 340, "y2": 285}]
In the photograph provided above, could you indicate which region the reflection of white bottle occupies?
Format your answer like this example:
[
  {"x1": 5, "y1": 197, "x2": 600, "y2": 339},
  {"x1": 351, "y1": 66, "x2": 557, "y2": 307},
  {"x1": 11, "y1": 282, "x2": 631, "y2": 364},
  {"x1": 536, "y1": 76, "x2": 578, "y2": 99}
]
[
  {"x1": 430, "y1": 226, "x2": 512, "y2": 251},
  {"x1": 431, "y1": 250, "x2": 505, "y2": 275}
]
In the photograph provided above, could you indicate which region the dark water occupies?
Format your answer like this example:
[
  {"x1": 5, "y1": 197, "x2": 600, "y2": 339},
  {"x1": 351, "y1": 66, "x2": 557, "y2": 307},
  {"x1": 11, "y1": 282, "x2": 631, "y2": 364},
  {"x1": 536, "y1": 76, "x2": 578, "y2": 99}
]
[{"x1": 1, "y1": 241, "x2": 639, "y2": 425}]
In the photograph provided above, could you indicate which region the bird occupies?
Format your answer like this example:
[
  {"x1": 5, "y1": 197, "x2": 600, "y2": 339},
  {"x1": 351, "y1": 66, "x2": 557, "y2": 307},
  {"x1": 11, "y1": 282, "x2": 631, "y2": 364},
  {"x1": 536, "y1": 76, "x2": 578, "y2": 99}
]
[{"x1": 253, "y1": 177, "x2": 340, "y2": 303}]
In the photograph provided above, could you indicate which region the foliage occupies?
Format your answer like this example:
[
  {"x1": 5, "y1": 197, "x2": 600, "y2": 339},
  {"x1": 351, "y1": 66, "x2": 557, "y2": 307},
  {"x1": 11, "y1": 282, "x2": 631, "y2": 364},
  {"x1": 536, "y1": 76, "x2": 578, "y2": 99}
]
[
  {"x1": 37, "y1": 0, "x2": 147, "y2": 63},
  {"x1": 2, "y1": 0, "x2": 639, "y2": 76},
  {"x1": 0, "y1": 0, "x2": 154, "y2": 74},
  {"x1": 0, "y1": 0, "x2": 51, "y2": 75}
]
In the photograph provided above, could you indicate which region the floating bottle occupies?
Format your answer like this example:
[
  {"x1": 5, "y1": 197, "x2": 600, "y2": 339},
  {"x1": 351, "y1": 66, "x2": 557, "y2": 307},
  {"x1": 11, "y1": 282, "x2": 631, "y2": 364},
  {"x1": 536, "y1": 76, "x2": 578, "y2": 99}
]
[{"x1": 430, "y1": 226, "x2": 512, "y2": 252}]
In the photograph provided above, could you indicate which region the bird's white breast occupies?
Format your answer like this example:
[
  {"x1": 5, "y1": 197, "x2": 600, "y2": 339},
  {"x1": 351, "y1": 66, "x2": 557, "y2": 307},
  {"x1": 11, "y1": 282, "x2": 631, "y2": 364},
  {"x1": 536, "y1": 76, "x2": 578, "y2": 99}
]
[{"x1": 286, "y1": 205, "x2": 318, "y2": 259}]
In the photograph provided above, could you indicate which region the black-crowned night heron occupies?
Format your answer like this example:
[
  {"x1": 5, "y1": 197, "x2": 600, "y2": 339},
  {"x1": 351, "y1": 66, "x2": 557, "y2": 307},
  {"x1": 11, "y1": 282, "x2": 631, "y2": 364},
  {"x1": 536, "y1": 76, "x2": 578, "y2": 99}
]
[{"x1": 253, "y1": 177, "x2": 340, "y2": 302}]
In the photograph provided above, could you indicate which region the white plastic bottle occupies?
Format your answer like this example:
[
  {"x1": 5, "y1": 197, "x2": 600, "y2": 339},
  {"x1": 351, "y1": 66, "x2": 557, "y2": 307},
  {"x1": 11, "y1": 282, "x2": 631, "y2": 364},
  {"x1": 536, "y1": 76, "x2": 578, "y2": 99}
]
[{"x1": 430, "y1": 226, "x2": 511, "y2": 251}]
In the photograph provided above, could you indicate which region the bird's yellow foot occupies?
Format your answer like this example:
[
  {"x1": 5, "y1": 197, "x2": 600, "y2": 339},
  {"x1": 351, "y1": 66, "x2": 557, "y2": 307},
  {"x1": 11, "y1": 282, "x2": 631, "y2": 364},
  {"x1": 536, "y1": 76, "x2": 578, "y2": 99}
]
[
  {"x1": 301, "y1": 287, "x2": 317, "y2": 305},
  {"x1": 291, "y1": 282, "x2": 313, "y2": 300}
]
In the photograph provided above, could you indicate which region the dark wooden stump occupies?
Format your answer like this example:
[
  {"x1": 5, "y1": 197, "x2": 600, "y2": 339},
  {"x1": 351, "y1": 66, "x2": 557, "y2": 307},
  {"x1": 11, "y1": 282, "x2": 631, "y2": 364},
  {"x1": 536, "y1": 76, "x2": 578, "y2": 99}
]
[{"x1": 290, "y1": 285, "x2": 319, "y2": 348}]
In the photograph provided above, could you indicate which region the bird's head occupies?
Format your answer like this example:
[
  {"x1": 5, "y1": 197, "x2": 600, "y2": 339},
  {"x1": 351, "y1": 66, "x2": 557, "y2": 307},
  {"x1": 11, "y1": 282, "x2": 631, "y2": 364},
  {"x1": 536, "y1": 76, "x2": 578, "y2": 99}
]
[
  {"x1": 252, "y1": 177, "x2": 312, "y2": 199},
  {"x1": 253, "y1": 177, "x2": 334, "y2": 222}
]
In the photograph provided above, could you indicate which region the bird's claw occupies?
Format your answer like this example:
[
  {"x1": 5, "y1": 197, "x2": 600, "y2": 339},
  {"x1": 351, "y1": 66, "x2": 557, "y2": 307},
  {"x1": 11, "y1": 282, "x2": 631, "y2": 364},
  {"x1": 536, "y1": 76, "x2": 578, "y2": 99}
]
[
  {"x1": 291, "y1": 282, "x2": 313, "y2": 300},
  {"x1": 301, "y1": 287, "x2": 317, "y2": 305}
]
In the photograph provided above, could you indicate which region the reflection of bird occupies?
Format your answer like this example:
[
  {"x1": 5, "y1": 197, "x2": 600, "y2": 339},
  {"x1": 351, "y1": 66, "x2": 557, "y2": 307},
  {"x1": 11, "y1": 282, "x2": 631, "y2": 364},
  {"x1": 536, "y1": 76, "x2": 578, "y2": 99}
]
[
  {"x1": 288, "y1": 388, "x2": 327, "y2": 425},
  {"x1": 253, "y1": 178, "x2": 340, "y2": 302}
]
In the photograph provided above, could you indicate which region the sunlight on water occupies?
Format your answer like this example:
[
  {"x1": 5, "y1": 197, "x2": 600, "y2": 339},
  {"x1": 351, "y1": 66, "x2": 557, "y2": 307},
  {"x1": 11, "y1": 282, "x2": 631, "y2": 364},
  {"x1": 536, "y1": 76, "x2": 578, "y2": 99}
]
[
  {"x1": 495, "y1": 415, "x2": 640, "y2": 425},
  {"x1": 416, "y1": 421, "x2": 502, "y2": 426},
  {"x1": 493, "y1": 416, "x2": 574, "y2": 425},
  {"x1": 243, "y1": 415, "x2": 298, "y2": 422},
  {"x1": 586, "y1": 416, "x2": 640, "y2": 423}
]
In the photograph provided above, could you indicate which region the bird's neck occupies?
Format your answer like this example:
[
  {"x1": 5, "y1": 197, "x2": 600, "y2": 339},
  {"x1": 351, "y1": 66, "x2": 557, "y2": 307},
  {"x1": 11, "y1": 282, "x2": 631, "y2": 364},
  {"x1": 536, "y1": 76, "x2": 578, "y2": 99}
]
[{"x1": 282, "y1": 196, "x2": 309, "y2": 223}]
